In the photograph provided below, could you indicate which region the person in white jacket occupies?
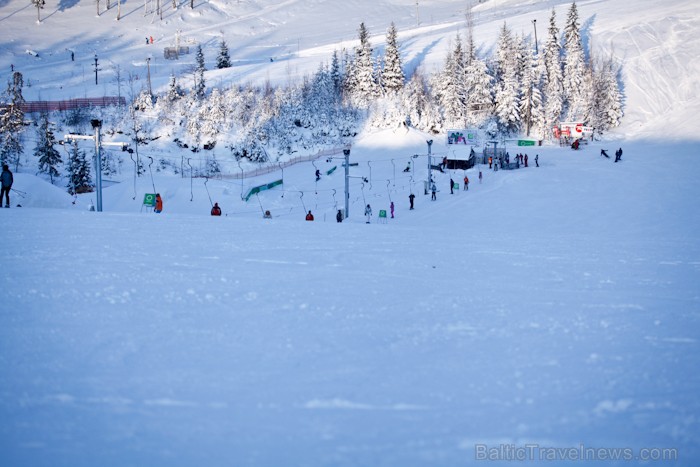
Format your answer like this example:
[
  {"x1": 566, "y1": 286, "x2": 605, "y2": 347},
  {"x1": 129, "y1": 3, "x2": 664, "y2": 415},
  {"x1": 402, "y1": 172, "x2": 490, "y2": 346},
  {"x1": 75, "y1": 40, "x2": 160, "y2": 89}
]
[{"x1": 364, "y1": 204, "x2": 372, "y2": 224}]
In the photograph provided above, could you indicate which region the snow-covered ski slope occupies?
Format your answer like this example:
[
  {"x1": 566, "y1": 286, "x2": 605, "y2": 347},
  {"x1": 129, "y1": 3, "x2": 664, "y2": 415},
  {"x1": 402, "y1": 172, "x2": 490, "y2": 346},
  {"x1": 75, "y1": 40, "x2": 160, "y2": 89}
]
[
  {"x1": 2, "y1": 0, "x2": 700, "y2": 466},
  {"x1": 1, "y1": 0, "x2": 699, "y2": 140},
  {"x1": 2, "y1": 138, "x2": 700, "y2": 466}
]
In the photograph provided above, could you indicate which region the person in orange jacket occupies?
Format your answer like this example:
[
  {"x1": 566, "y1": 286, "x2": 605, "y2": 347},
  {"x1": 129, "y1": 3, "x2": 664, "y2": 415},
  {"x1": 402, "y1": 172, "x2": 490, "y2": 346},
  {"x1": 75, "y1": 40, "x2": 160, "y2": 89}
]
[
  {"x1": 154, "y1": 193, "x2": 163, "y2": 213},
  {"x1": 211, "y1": 202, "x2": 222, "y2": 216},
  {"x1": 463, "y1": 175, "x2": 469, "y2": 191},
  {"x1": 488, "y1": 156, "x2": 493, "y2": 169},
  {"x1": 305, "y1": 210, "x2": 314, "y2": 221}
]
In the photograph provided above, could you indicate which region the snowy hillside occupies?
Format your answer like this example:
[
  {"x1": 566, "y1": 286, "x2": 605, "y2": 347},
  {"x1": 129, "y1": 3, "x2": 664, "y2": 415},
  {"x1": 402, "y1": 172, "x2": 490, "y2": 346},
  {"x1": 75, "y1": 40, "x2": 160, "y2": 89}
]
[
  {"x1": 1, "y1": 1, "x2": 700, "y2": 466},
  {"x1": 1, "y1": 0, "x2": 698, "y2": 140}
]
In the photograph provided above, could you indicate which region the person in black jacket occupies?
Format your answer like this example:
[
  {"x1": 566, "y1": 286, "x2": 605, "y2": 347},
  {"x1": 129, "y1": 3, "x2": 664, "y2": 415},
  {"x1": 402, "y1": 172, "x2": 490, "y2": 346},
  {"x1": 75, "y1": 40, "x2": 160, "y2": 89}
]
[{"x1": 1, "y1": 164, "x2": 13, "y2": 208}]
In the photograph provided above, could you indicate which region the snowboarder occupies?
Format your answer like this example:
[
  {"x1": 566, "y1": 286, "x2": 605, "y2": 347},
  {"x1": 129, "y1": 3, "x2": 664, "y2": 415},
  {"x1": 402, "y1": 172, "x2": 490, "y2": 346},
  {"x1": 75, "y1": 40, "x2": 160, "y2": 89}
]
[
  {"x1": 478, "y1": 171, "x2": 483, "y2": 183},
  {"x1": 442, "y1": 156, "x2": 448, "y2": 170},
  {"x1": 154, "y1": 193, "x2": 163, "y2": 213},
  {"x1": 150, "y1": 36, "x2": 154, "y2": 44},
  {"x1": 615, "y1": 148, "x2": 623, "y2": 162},
  {"x1": 450, "y1": 178, "x2": 454, "y2": 194},
  {"x1": 488, "y1": 156, "x2": 493, "y2": 169},
  {"x1": 264, "y1": 210, "x2": 272, "y2": 219},
  {"x1": 315, "y1": 169, "x2": 321, "y2": 181},
  {"x1": 71, "y1": 51, "x2": 74, "y2": 61},
  {"x1": 524, "y1": 154, "x2": 528, "y2": 167},
  {"x1": 211, "y1": 202, "x2": 222, "y2": 216},
  {"x1": 431, "y1": 182, "x2": 437, "y2": 201},
  {"x1": 146, "y1": 37, "x2": 149, "y2": 45},
  {"x1": 336, "y1": 209, "x2": 343, "y2": 223},
  {"x1": 305, "y1": 210, "x2": 314, "y2": 221},
  {"x1": 390, "y1": 201, "x2": 394, "y2": 219},
  {"x1": 1, "y1": 164, "x2": 13, "y2": 208},
  {"x1": 409, "y1": 193, "x2": 415, "y2": 210},
  {"x1": 365, "y1": 204, "x2": 372, "y2": 224},
  {"x1": 535, "y1": 154, "x2": 539, "y2": 167},
  {"x1": 403, "y1": 162, "x2": 411, "y2": 173},
  {"x1": 601, "y1": 149, "x2": 610, "y2": 158},
  {"x1": 463, "y1": 175, "x2": 469, "y2": 191}
]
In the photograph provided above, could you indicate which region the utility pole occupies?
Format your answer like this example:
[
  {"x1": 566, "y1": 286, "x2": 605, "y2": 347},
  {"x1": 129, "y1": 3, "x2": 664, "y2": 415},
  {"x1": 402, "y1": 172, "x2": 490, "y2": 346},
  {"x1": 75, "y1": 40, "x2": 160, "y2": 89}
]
[
  {"x1": 426, "y1": 139, "x2": 433, "y2": 194},
  {"x1": 146, "y1": 57, "x2": 152, "y2": 95},
  {"x1": 532, "y1": 19, "x2": 538, "y2": 55},
  {"x1": 93, "y1": 120, "x2": 103, "y2": 212},
  {"x1": 65, "y1": 120, "x2": 127, "y2": 212},
  {"x1": 93, "y1": 54, "x2": 99, "y2": 85},
  {"x1": 344, "y1": 149, "x2": 350, "y2": 219}
]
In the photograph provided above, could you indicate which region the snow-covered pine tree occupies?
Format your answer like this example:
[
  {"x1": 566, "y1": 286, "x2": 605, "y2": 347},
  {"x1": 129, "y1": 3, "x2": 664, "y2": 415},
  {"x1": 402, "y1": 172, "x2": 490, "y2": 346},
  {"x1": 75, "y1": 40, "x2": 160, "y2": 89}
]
[
  {"x1": 493, "y1": 23, "x2": 521, "y2": 135},
  {"x1": 34, "y1": 112, "x2": 62, "y2": 184},
  {"x1": 600, "y1": 59, "x2": 623, "y2": 130},
  {"x1": 0, "y1": 72, "x2": 25, "y2": 171},
  {"x1": 349, "y1": 22, "x2": 380, "y2": 107},
  {"x1": 194, "y1": 45, "x2": 206, "y2": 98},
  {"x1": 520, "y1": 50, "x2": 546, "y2": 138},
  {"x1": 543, "y1": 8, "x2": 564, "y2": 139},
  {"x1": 464, "y1": 55, "x2": 493, "y2": 127},
  {"x1": 166, "y1": 74, "x2": 184, "y2": 102},
  {"x1": 585, "y1": 55, "x2": 622, "y2": 135},
  {"x1": 402, "y1": 69, "x2": 441, "y2": 133},
  {"x1": 217, "y1": 39, "x2": 231, "y2": 69},
  {"x1": 66, "y1": 141, "x2": 93, "y2": 195},
  {"x1": 432, "y1": 36, "x2": 467, "y2": 127},
  {"x1": 381, "y1": 22, "x2": 405, "y2": 94},
  {"x1": 330, "y1": 50, "x2": 342, "y2": 94},
  {"x1": 562, "y1": 1, "x2": 588, "y2": 120}
]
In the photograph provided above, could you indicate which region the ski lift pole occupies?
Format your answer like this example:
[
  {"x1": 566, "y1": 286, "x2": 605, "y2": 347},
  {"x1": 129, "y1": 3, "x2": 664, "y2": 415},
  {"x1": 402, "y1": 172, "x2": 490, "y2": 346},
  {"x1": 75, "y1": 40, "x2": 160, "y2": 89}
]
[
  {"x1": 129, "y1": 149, "x2": 137, "y2": 200},
  {"x1": 204, "y1": 176, "x2": 213, "y2": 206},
  {"x1": 187, "y1": 157, "x2": 193, "y2": 201},
  {"x1": 391, "y1": 159, "x2": 396, "y2": 187},
  {"x1": 299, "y1": 191, "x2": 306, "y2": 212},
  {"x1": 386, "y1": 179, "x2": 392, "y2": 202},
  {"x1": 367, "y1": 161, "x2": 372, "y2": 190},
  {"x1": 147, "y1": 156, "x2": 156, "y2": 193}
]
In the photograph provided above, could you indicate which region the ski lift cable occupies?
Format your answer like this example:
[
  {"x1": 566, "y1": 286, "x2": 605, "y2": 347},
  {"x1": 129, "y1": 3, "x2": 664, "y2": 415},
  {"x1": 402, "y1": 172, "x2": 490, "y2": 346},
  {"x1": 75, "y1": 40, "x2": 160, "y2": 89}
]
[
  {"x1": 204, "y1": 176, "x2": 213, "y2": 206},
  {"x1": 147, "y1": 156, "x2": 156, "y2": 193}
]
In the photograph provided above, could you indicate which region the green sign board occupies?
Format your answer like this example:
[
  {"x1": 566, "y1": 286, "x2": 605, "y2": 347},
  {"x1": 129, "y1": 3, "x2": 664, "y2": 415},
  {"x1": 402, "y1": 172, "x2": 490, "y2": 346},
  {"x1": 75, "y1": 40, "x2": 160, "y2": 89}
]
[
  {"x1": 143, "y1": 193, "x2": 157, "y2": 207},
  {"x1": 379, "y1": 210, "x2": 387, "y2": 218},
  {"x1": 517, "y1": 140, "x2": 536, "y2": 146}
]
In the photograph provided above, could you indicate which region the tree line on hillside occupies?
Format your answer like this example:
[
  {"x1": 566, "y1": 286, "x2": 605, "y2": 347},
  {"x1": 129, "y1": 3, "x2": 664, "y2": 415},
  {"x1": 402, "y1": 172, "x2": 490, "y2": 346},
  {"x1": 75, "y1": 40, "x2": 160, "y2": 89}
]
[{"x1": 0, "y1": 2, "x2": 622, "y2": 192}]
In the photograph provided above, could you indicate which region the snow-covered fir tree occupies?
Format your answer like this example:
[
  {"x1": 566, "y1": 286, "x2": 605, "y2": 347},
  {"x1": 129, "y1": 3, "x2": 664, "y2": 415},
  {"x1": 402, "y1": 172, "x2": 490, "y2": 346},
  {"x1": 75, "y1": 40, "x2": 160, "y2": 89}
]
[
  {"x1": 543, "y1": 8, "x2": 564, "y2": 138},
  {"x1": 66, "y1": 141, "x2": 93, "y2": 195},
  {"x1": 0, "y1": 72, "x2": 25, "y2": 171},
  {"x1": 585, "y1": 55, "x2": 622, "y2": 136},
  {"x1": 330, "y1": 50, "x2": 342, "y2": 95},
  {"x1": 562, "y1": 1, "x2": 588, "y2": 120},
  {"x1": 217, "y1": 39, "x2": 231, "y2": 69},
  {"x1": 520, "y1": 50, "x2": 547, "y2": 138},
  {"x1": 34, "y1": 112, "x2": 62, "y2": 184},
  {"x1": 166, "y1": 74, "x2": 184, "y2": 103},
  {"x1": 347, "y1": 23, "x2": 380, "y2": 108},
  {"x1": 493, "y1": 23, "x2": 521, "y2": 134},
  {"x1": 381, "y1": 23, "x2": 405, "y2": 94},
  {"x1": 401, "y1": 69, "x2": 441, "y2": 133},
  {"x1": 432, "y1": 36, "x2": 467, "y2": 127},
  {"x1": 194, "y1": 45, "x2": 206, "y2": 98}
]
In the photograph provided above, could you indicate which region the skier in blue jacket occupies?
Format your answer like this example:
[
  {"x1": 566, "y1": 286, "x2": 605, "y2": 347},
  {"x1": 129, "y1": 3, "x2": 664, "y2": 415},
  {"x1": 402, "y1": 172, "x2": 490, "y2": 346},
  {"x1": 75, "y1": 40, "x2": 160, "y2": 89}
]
[{"x1": 1, "y1": 164, "x2": 13, "y2": 208}]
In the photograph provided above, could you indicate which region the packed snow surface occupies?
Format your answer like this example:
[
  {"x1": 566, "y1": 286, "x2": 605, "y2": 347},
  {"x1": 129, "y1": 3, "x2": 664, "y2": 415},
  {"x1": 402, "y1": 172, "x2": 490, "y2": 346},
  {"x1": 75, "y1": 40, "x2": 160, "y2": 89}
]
[
  {"x1": 2, "y1": 137, "x2": 700, "y2": 466},
  {"x1": 1, "y1": 0, "x2": 700, "y2": 465}
]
